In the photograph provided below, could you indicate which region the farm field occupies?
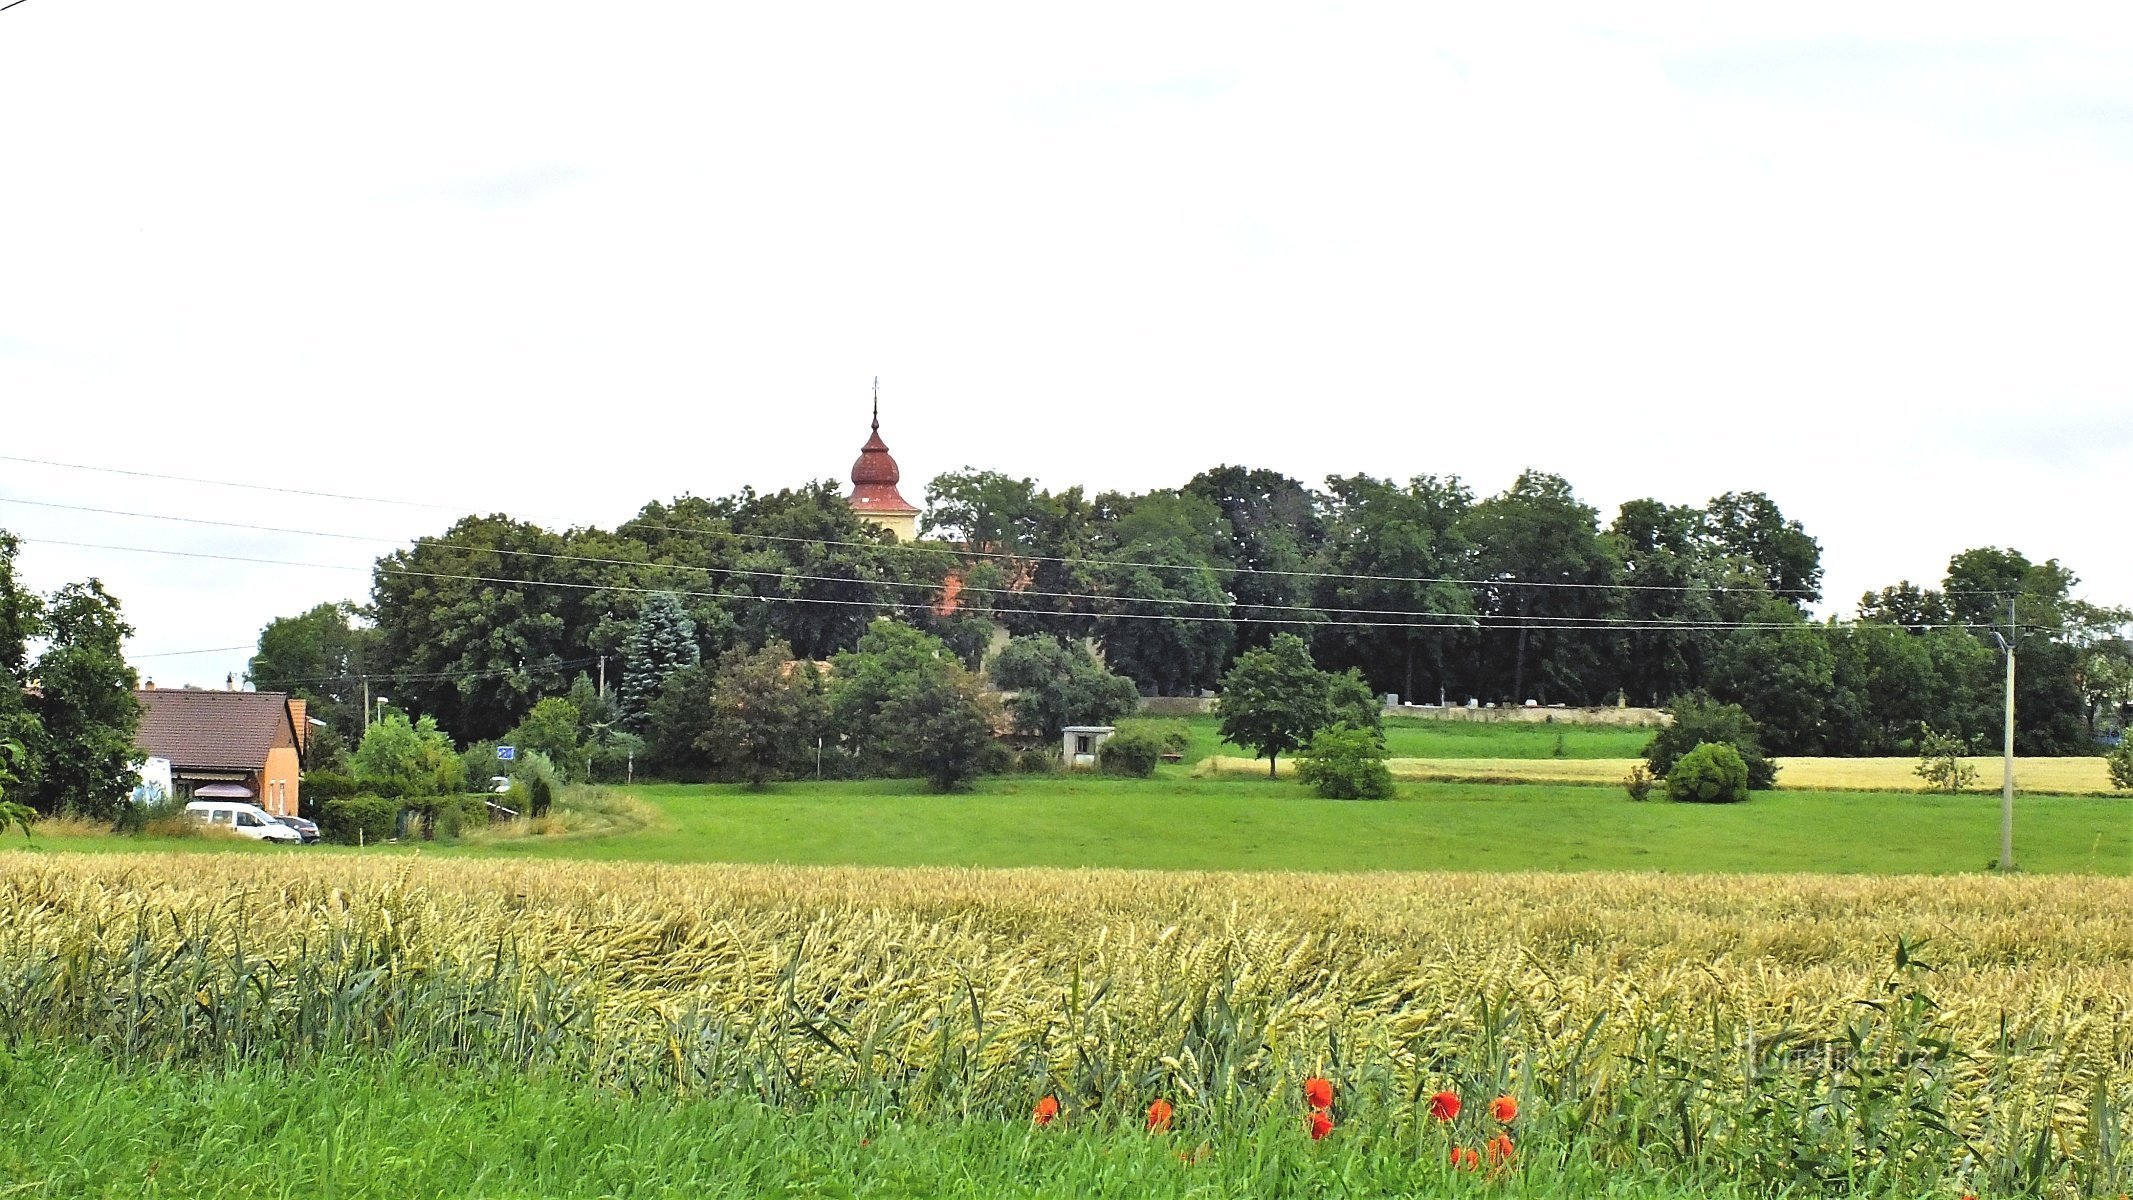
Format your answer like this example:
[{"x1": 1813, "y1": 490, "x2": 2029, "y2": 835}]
[
  {"x1": 1178, "y1": 712, "x2": 1655, "y2": 763},
  {"x1": 1, "y1": 855, "x2": 2126, "y2": 1199},
  {"x1": 20, "y1": 774, "x2": 2132, "y2": 873},
  {"x1": 1197, "y1": 753, "x2": 2123, "y2": 794}
]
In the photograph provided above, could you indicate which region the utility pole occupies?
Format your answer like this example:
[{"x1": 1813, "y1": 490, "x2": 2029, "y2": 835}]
[
  {"x1": 598, "y1": 655, "x2": 607, "y2": 700},
  {"x1": 1999, "y1": 599, "x2": 2017, "y2": 872},
  {"x1": 363, "y1": 675, "x2": 371, "y2": 732}
]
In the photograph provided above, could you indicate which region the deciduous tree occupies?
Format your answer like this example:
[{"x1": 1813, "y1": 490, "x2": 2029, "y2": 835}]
[
  {"x1": 880, "y1": 663, "x2": 1002, "y2": 792},
  {"x1": 696, "y1": 642, "x2": 825, "y2": 788},
  {"x1": 987, "y1": 635, "x2": 1139, "y2": 739},
  {"x1": 27, "y1": 580, "x2": 140, "y2": 820},
  {"x1": 1215, "y1": 633, "x2": 1344, "y2": 778},
  {"x1": 247, "y1": 601, "x2": 375, "y2": 739}
]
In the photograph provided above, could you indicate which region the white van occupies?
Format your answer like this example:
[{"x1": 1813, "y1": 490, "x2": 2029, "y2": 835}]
[{"x1": 183, "y1": 800, "x2": 303, "y2": 843}]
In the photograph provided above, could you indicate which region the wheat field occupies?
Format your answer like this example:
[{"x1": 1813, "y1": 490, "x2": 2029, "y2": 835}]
[
  {"x1": 3, "y1": 850, "x2": 2127, "y2": 1196},
  {"x1": 1198, "y1": 753, "x2": 2121, "y2": 793}
]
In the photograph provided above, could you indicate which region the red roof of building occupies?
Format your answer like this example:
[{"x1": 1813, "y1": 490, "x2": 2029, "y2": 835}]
[
  {"x1": 134, "y1": 689, "x2": 298, "y2": 770},
  {"x1": 848, "y1": 400, "x2": 919, "y2": 516}
]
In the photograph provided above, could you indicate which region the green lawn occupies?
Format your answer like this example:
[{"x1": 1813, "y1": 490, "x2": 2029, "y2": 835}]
[
  {"x1": 22, "y1": 775, "x2": 2130, "y2": 874},
  {"x1": 1171, "y1": 713, "x2": 1653, "y2": 763},
  {"x1": 427, "y1": 776, "x2": 2121, "y2": 874}
]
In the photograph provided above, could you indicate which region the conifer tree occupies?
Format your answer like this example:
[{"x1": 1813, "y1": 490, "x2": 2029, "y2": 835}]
[{"x1": 619, "y1": 592, "x2": 699, "y2": 731}]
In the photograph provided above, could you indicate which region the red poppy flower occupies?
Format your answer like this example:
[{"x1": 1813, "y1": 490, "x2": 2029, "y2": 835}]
[
  {"x1": 1146, "y1": 1098, "x2": 1174, "y2": 1133},
  {"x1": 1304, "y1": 1076, "x2": 1334, "y2": 1111},
  {"x1": 1486, "y1": 1133, "x2": 1515, "y2": 1164},
  {"x1": 1033, "y1": 1096, "x2": 1059, "y2": 1126},
  {"x1": 1306, "y1": 1110, "x2": 1334, "y2": 1141},
  {"x1": 1429, "y1": 1091, "x2": 1462, "y2": 1121},
  {"x1": 1490, "y1": 1095, "x2": 1518, "y2": 1123},
  {"x1": 1450, "y1": 1146, "x2": 1481, "y2": 1171}
]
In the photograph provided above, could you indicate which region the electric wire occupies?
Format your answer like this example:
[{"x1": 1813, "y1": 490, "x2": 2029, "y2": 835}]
[
  {"x1": 3, "y1": 495, "x2": 1858, "y2": 627},
  {"x1": 0, "y1": 451, "x2": 1900, "y2": 599},
  {"x1": 18, "y1": 535, "x2": 2007, "y2": 636}
]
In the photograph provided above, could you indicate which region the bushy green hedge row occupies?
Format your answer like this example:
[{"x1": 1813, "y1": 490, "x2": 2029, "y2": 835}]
[
  {"x1": 318, "y1": 795, "x2": 397, "y2": 844},
  {"x1": 318, "y1": 793, "x2": 500, "y2": 844}
]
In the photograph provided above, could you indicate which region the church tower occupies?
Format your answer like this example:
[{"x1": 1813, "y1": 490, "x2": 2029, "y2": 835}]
[{"x1": 845, "y1": 380, "x2": 921, "y2": 542}]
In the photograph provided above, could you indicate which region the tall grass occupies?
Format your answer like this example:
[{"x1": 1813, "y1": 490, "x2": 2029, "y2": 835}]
[{"x1": 1, "y1": 855, "x2": 2126, "y2": 1197}]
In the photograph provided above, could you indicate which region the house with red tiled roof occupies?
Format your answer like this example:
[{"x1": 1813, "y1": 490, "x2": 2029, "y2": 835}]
[{"x1": 133, "y1": 686, "x2": 308, "y2": 818}]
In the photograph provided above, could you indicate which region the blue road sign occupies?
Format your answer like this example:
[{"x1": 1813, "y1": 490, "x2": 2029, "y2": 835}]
[{"x1": 497, "y1": 745, "x2": 517, "y2": 761}]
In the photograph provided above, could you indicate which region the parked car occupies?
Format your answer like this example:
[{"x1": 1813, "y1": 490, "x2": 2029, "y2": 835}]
[
  {"x1": 182, "y1": 800, "x2": 302, "y2": 843},
  {"x1": 277, "y1": 814, "x2": 322, "y2": 843}
]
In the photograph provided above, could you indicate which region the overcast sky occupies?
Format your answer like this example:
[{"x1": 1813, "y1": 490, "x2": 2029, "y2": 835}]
[{"x1": 3, "y1": 3, "x2": 2128, "y2": 687}]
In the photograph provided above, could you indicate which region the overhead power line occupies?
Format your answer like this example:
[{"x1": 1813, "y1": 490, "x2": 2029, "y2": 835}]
[
  {"x1": 2, "y1": 495, "x2": 1845, "y2": 626},
  {"x1": 15, "y1": 534, "x2": 2006, "y2": 636},
  {"x1": 0, "y1": 450, "x2": 1884, "y2": 599}
]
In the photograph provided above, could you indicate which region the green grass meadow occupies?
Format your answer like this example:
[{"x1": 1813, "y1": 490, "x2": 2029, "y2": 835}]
[
  {"x1": 21, "y1": 772, "x2": 2130, "y2": 875},
  {"x1": 0, "y1": 1050, "x2": 1763, "y2": 1200},
  {"x1": 13, "y1": 717, "x2": 2129, "y2": 874}
]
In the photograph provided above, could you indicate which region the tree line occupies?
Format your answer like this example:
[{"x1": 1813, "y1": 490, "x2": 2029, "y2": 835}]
[{"x1": 247, "y1": 465, "x2": 2130, "y2": 769}]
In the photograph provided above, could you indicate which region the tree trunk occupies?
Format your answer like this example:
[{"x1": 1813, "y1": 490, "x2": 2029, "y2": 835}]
[
  {"x1": 1403, "y1": 641, "x2": 1415, "y2": 705},
  {"x1": 1269, "y1": 754, "x2": 1278, "y2": 779}
]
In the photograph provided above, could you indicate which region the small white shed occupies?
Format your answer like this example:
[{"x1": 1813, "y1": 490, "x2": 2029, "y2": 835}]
[{"x1": 1062, "y1": 725, "x2": 1116, "y2": 769}]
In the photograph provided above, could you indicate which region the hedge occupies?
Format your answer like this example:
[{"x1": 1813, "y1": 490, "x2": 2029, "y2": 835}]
[{"x1": 319, "y1": 795, "x2": 397, "y2": 844}]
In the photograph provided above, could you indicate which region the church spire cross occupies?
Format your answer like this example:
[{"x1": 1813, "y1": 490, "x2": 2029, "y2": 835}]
[{"x1": 871, "y1": 377, "x2": 879, "y2": 431}]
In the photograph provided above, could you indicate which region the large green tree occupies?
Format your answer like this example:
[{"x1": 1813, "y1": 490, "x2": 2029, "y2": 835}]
[
  {"x1": 1606, "y1": 498, "x2": 1717, "y2": 706},
  {"x1": 618, "y1": 591, "x2": 700, "y2": 732},
  {"x1": 718, "y1": 484, "x2": 904, "y2": 661},
  {"x1": 922, "y1": 468, "x2": 1098, "y2": 640},
  {"x1": 0, "y1": 532, "x2": 43, "y2": 798},
  {"x1": 696, "y1": 642, "x2": 826, "y2": 787},
  {"x1": 27, "y1": 580, "x2": 140, "y2": 820},
  {"x1": 1707, "y1": 601, "x2": 1836, "y2": 755},
  {"x1": 247, "y1": 601, "x2": 376, "y2": 739},
  {"x1": 503, "y1": 696, "x2": 588, "y2": 781},
  {"x1": 879, "y1": 662, "x2": 1003, "y2": 792},
  {"x1": 986, "y1": 635, "x2": 1139, "y2": 739},
  {"x1": 350, "y1": 711, "x2": 463, "y2": 797},
  {"x1": 1942, "y1": 548, "x2": 2088, "y2": 754},
  {"x1": 370, "y1": 515, "x2": 576, "y2": 741},
  {"x1": 1700, "y1": 491, "x2": 1823, "y2": 615},
  {"x1": 644, "y1": 663, "x2": 716, "y2": 777},
  {"x1": 1215, "y1": 633, "x2": 1356, "y2": 778},
  {"x1": 1311, "y1": 474, "x2": 1473, "y2": 705},
  {"x1": 1183, "y1": 465, "x2": 1323, "y2": 654},
  {"x1": 1461, "y1": 471, "x2": 1617, "y2": 704},
  {"x1": 828, "y1": 621, "x2": 957, "y2": 772}
]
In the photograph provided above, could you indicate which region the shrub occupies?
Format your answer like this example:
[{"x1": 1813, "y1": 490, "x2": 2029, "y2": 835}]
[
  {"x1": 1017, "y1": 747, "x2": 1058, "y2": 774},
  {"x1": 301, "y1": 771, "x2": 363, "y2": 808},
  {"x1": 1665, "y1": 743, "x2": 1750, "y2": 804},
  {"x1": 1097, "y1": 727, "x2": 1166, "y2": 777},
  {"x1": 1116, "y1": 719, "x2": 1189, "y2": 757},
  {"x1": 1623, "y1": 763, "x2": 1655, "y2": 802},
  {"x1": 975, "y1": 740, "x2": 1016, "y2": 776},
  {"x1": 528, "y1": 774, "x2": 556, "y2": 820},
  {"x1": 320, "y1": 794, "x2": 398, "y2": 844},
  {"x1": 1296, "y1": 724, "x2": 1395, "y2": 800},
  {"x1": 1646, "y1": 696, "x2": 1777, "y2": 789},
  {"x1": 1914, "y1": 725, "x2": 1978, "y2": 794},
  {"x1": 2108, "y1": 739, "x2": 2133, "y2": 791},
  {"x1": 407, "y1": 794, "x2": 492, "y2": 840}
]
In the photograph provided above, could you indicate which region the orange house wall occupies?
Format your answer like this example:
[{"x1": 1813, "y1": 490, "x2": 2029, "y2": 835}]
[{"x1": 262, "y1": 746, "x2": 301, "y2": 817}]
